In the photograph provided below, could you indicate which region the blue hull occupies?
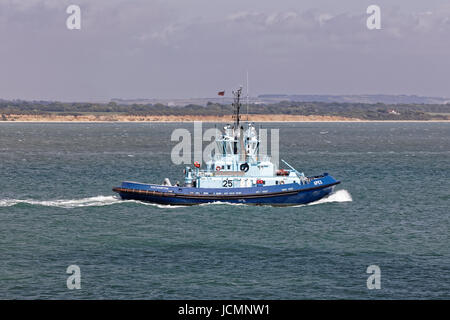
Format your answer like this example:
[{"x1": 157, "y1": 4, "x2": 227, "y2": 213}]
[{"x1": 113, "y1": 175, "x2": 340, "y2": 206}]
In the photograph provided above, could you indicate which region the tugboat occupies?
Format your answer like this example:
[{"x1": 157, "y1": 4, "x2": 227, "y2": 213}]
[{"x1": 113, "y1": 87, "x2": 340, "y2": 206}]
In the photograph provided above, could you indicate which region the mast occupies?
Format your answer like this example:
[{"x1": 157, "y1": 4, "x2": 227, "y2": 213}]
[
  {"x1": 232, "y1": 87, "x2": 246, "y2": 161},
  {"x1": 232, "y1": 86, "x2": 242, "y2": 129},
  {"x1": 246, "y1": 71, "x2": 249, "y2": 122}
]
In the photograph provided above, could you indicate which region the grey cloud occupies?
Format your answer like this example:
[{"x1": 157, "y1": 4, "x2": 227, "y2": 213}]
[{"x1": 1, "y1": 1, "x2": 450, "y2": 100}]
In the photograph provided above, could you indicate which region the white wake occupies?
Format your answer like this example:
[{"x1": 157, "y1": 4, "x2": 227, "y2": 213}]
[
  {"x1": 199, "y1": 189, "x2": 353, "y2": 208},
  {"x1": 0, "y1": 196, "x2": 121, "y2": 209},
  {"x1": 0, "y1": 190, "x2": 352, "y2": 209},
  {"x1": 0, "y1": 195, "x2": 184, "y2": 209},
  {"x1": 305, "y1": 189, "x2": 353, "y2": 206}
]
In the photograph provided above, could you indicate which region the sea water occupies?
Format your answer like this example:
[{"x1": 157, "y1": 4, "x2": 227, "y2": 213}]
[{"x1": 0, "y1": 122, "x2": 448, "y2": 299}]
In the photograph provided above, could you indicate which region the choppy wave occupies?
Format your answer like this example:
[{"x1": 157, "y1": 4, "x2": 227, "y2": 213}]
[{"x1": 0, "y1": 189, "x2": 352, "y2": 209}]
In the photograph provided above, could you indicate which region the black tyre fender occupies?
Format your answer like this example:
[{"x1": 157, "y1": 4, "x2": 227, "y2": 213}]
[{"x1": 240, "y1": 163, "x2": 249, "y2": 172}]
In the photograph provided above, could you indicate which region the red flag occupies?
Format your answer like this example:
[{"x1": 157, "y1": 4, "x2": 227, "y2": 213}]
[{"x1": 218, "y1": 91, "x2": 225, "y2": 96}]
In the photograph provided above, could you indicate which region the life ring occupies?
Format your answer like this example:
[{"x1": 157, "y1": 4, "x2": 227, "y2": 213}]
[
  {"x1": 240, "y1": 163, "x2": 249, "y2": 172},
  {"x1": 194, "y1": 161, "x2": 200, "y2": 168},
  {"x1": 216, "y1": 166, "x2": 221, "y2": 171}
]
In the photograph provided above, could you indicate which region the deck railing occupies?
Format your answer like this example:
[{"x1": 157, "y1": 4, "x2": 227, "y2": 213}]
[{"x1": 207, "y1": 154, "x2": 272, "y2": 163}]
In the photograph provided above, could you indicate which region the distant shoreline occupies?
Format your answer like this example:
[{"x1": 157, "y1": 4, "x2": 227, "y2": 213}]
[{"x1": 1, "y1": 114, "x2": 449, "y2": 122}]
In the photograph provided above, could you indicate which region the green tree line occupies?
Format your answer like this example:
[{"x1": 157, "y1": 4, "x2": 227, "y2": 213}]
[{"x1": 0, "y1": 99, "x2": 449, "y2": 120}]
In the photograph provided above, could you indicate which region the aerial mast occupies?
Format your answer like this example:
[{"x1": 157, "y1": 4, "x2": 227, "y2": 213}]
[
  {"x1": 246, "y1": 71, "x2": 249, "y2": 122},
  {"x1": 232, "y1": 86, "x2": 242, "y2": 129},
  {"x1": 232, "y1": 86, "x2": 246, "y2": 161}
]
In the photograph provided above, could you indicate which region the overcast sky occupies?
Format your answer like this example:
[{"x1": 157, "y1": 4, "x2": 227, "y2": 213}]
[{"x1": 1, "y1": 0, "x2": 450, "y2": 101}]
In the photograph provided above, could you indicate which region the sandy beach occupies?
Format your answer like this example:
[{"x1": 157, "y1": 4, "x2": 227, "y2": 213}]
[{"x1": 1, "y1": 114, "x2": 448, "y2": 122}]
